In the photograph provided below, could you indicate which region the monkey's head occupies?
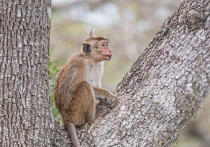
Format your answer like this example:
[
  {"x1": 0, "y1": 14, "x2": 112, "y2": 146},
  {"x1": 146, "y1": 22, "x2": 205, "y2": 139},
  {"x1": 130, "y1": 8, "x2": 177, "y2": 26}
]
[{"x1": 82, "y1": 31, "x2": 112, "y2": 62}]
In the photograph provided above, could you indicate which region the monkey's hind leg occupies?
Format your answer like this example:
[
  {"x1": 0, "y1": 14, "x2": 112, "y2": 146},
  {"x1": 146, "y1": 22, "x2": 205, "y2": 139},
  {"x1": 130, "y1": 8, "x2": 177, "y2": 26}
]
[
  {"x1": 79, "y1": 81, "x2": 96, "y2": 125},
  {"x1": 63, "y1": 81, "x2": 96, "y2": 147}
]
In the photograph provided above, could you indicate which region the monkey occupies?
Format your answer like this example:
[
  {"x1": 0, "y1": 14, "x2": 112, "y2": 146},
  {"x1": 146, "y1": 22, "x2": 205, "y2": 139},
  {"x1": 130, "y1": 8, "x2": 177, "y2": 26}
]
[{"x1": 54, "y1": 30, "x2": 119, "y2": 147}]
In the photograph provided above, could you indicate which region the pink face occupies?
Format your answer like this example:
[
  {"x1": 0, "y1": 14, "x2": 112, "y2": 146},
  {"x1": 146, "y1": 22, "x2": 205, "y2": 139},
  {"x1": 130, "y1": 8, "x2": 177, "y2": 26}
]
[{"x1": 98, "y1": 40, "x2": 112, "y2": 61}]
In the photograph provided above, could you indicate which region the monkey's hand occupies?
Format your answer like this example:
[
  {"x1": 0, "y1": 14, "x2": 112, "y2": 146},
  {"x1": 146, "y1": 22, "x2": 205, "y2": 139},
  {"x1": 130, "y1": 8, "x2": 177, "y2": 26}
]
[
  {"x1": 93, "y1": 86, "x2": 119, "y2": 109},
  {"x1": 99, "y1": 93, "x2": 119, "y2": 109},
  {"x1": 111, "y1": 93, "x2": 119, "y2": 105}
]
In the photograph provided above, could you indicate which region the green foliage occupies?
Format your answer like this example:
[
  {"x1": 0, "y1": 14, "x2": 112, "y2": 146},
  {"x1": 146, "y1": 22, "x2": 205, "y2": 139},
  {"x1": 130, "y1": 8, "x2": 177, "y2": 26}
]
[{"x1": 49, "y1": 57, "x2": 62, "y2": 122}]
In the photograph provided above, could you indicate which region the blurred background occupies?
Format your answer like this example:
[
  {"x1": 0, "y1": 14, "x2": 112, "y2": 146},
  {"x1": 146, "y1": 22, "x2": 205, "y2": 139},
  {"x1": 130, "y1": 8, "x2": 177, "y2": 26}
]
[{"x1": 49, "y1": 0, "x2": 210, "y2": 147}]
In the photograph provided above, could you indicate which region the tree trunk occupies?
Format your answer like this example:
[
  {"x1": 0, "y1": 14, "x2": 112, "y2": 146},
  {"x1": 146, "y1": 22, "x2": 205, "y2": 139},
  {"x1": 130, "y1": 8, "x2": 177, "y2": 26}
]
[
  {"x1": 0, "y1": 0, "x2": 209, "y2": 147},
  {"x1": 0, "y1": 0, "x2": 53, "y2": 146}
]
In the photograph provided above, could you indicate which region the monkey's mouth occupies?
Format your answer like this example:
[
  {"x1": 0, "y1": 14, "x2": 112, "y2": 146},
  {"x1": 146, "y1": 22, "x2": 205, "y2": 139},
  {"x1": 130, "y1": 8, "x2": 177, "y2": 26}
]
[{"x1": 105, "y1": 55, "x2": 112, "y2": 60}]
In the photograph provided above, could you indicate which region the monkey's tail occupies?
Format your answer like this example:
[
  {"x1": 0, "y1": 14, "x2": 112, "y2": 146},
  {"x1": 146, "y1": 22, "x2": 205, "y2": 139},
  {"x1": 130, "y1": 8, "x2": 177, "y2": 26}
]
[{"x1": 64, "y1": 121, "x2": 80, "y2": 147}]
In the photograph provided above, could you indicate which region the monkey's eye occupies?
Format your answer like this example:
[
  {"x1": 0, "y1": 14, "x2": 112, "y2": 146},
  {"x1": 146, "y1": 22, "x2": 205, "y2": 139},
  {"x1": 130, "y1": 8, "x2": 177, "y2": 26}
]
[{"x1": 101, "y1": 43, "x2": 105, "y2": 47}]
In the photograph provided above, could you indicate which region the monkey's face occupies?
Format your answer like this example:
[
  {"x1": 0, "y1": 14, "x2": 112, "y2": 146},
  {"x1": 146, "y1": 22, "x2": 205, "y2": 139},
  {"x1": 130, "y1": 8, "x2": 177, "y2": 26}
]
[
  {"x1": 83, "y1": 39, "x2": 112, "y2": 62},
  {"x1": 95, "y1": 40, "x2": 112, "y2": 61}
]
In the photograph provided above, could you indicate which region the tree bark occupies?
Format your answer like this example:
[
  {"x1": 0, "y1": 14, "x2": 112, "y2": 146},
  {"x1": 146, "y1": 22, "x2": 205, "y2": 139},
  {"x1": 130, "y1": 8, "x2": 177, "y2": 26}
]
[
  {"x1": 0, "y1": 0, "x2": 53, "y2": 146},
  {"x1": 0, "y1": 0, "x2": 209, "y2": 147}
]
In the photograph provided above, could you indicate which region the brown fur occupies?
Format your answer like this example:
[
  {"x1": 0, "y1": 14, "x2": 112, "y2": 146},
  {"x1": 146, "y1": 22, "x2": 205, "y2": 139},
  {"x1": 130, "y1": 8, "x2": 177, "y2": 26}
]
[
  {"x1": 54, "y1": 35, "x2": 119, "y2": 147},
  {"x1": 84, "y1": 36, "x2": 110, "y2": 42}
]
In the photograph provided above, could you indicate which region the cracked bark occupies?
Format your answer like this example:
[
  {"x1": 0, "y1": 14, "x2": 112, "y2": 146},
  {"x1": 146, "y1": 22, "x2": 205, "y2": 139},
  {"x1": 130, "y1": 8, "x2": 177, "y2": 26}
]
[
  {"x1": 0, "y1": 0, "x2": 209, "y2": 147},
  {"x1": 0, "y1": 0, "x2": 53, "y2": 146}
]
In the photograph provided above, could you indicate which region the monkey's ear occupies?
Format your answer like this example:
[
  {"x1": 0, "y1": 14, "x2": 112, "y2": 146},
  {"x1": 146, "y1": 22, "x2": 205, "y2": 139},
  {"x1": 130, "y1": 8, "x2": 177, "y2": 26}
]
[{"x1": 83, "y1": 43, "x2": 91, "y2": 54}]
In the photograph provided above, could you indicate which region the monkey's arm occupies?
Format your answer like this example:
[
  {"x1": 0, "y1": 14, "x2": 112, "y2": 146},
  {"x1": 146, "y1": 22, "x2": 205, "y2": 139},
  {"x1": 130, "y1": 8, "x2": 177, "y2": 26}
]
[{"x1": 93, "y1": 86, "x2": 119, "y2": 108}]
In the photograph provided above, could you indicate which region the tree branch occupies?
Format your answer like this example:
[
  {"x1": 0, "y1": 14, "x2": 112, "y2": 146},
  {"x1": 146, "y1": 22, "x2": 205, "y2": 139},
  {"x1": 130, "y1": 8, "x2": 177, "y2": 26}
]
[{"x1": 52, "y1": 0, "x2": 209, "y2": 146}]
